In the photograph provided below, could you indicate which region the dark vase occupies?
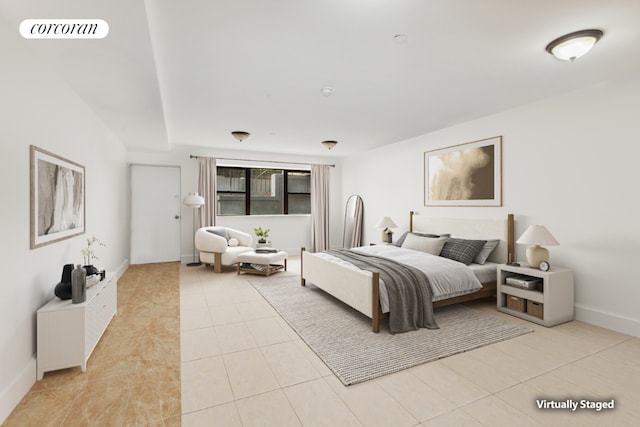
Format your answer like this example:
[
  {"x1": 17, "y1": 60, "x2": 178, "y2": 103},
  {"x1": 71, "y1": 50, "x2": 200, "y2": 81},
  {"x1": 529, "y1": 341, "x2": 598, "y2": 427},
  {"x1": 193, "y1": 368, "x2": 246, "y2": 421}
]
[
  {"x1": 54, "y1": 281, "x2": 72, "y2": 300},
  {"x1": 54, "y1": 264, "x2": 74, "y2": 300}
]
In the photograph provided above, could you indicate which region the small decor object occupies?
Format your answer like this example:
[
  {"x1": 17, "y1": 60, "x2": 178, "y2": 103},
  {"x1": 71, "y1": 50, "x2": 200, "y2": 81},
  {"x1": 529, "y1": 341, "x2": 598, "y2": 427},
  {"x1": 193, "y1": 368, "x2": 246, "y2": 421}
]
[
  {"x1": 375, "y1": 217, "x2": 397, "y2": 243},
  {"x1": 516, "y1": 225, "x2": 559, "y2": 268},
  {"x1": 424, "y1": 136, "x2": 502, "y2": 206},
  {"x1": 539, "y1": 261, "x2": 550, "y2": 272},
  {"x1": 30, "y1": 145, "x2": 85, "y2": 249},
  {"x1": 54, "y1": 264, "x2": 75, "y2": 300},
  {"x1": 71, "y1": 264, "x2": 86, "y2": 304},
  {"x1": 81, "y1": 236, "x2": 105, "y2": 276},
  {"x1": 254, "y1": 226, "x2": 270, "y2": 244}
]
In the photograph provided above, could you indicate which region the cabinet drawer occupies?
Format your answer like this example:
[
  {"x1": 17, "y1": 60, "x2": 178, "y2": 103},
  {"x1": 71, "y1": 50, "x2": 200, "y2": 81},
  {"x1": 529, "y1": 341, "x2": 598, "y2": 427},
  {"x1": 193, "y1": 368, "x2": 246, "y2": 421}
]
[
  {"x1": 527, "y1": 300, "x2": 544, "y2": 319},
  {"x1": 506, "y1": 295, "x2": 526, "y2": 312}
]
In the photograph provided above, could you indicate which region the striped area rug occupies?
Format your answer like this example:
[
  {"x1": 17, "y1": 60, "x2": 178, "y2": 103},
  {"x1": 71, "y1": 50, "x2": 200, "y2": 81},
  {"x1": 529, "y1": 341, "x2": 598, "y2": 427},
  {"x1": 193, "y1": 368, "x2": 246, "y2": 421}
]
[{"x1": 250, "y1": 275, "x2": 533, "y2": 386}]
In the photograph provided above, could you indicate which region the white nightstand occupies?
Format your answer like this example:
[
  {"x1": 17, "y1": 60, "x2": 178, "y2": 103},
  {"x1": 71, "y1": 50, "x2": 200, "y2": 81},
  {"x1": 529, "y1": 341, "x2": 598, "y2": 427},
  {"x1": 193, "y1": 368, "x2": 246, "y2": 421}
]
[{"x1": 497, "y1": 264, "x2": 574, "y2": 327}]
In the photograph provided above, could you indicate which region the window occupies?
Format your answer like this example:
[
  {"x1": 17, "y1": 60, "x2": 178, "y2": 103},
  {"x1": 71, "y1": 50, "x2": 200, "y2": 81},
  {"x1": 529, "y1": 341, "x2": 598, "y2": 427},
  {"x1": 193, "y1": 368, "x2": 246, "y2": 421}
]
[{"x1": 216, "y1": 167, "x2": 310, "y2": 215}]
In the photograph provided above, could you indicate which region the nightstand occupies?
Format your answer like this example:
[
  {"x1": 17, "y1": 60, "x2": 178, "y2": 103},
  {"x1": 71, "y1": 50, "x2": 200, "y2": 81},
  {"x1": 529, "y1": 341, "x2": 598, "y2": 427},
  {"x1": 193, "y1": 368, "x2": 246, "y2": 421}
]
[{"x1": 497, "y1": 264, "x2": 574, "y2": 327}]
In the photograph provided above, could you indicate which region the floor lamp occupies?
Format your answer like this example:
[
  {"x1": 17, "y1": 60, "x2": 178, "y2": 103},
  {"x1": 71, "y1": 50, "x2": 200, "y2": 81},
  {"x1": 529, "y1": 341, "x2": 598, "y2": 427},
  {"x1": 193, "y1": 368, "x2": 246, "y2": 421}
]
[{"x1": 183, "y1": 192, "x2": 205, "y2": 267}]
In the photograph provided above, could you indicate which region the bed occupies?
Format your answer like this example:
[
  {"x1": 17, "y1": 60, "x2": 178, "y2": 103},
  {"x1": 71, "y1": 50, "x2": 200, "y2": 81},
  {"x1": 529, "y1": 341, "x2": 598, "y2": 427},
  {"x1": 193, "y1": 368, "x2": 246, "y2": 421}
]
[{"x1": 301, "y1": 212, "x2": 515, "y2": 333}]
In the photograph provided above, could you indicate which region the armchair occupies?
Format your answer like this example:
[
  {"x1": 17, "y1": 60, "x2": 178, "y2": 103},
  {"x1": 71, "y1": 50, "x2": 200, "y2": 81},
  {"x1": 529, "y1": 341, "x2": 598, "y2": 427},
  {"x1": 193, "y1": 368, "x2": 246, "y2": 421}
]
[{"x1": 195, "y1": 227, "x2": 253, "y2": 273}]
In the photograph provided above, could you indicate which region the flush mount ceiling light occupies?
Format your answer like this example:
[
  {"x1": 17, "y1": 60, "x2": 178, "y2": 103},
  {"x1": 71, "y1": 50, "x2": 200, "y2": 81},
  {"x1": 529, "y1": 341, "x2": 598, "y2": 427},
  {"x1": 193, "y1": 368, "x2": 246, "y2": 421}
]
[
  {"x1": 321, "y1": 140, "x2": 338, "y2": 150},
  {"x1": 231, "y1": 131, "x2": 250, "y2": 142},
  {"x1": 320, "y1": 86, "x2": 333, "y2": 97},
  {"x1": 545, "y1": 29, "x2": 603, "y2": 61}
]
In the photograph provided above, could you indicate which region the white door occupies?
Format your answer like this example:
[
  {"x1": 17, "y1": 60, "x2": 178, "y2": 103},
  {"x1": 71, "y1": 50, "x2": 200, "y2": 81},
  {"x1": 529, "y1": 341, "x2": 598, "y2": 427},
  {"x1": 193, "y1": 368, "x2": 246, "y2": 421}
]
[{"x1": 130, "y1": 165, "x2": 181, "y2": 264}]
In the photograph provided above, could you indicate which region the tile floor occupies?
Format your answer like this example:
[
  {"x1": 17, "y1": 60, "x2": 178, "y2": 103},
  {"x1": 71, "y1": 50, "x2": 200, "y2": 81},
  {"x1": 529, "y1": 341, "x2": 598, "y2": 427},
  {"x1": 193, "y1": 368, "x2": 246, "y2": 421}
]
[
  {"x1": 181, "y1": 256, "x2": 640, "y2": 427},
  {"x1": 5, "y1": 258, "x2": 640, "y2": 426}
]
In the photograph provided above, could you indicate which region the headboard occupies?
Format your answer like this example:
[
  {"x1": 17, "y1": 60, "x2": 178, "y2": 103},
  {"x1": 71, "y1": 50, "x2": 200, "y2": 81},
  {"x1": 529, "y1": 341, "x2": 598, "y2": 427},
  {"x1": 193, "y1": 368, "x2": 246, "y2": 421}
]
[{"x1": 409, "y1": 211, "x2": 514, "y2": 264}]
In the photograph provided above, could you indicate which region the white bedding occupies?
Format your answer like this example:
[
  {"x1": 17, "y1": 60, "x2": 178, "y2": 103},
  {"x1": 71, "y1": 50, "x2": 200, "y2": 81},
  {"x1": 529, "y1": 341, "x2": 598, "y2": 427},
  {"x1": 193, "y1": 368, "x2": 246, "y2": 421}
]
[{"x1": 314, "y1": 245, "x2": 484, "y2": 313}]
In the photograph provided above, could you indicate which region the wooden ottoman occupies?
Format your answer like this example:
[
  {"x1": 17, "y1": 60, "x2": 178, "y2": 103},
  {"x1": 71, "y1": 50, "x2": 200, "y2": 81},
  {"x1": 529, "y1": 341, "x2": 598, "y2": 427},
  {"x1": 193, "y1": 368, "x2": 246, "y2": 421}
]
[{"x1": 237, "y1": 250, "x2": 288, "y2": 276}]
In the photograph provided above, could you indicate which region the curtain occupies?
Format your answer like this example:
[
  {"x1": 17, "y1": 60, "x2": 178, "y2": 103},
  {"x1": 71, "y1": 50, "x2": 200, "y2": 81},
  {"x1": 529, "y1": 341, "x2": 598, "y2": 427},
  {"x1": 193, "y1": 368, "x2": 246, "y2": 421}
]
[
  {"x1": 310, "y1": 164, "x2": 330, "y2": 252},
  {"x1": 198, "y1": 157, "x2": 217, "y2": 227}
]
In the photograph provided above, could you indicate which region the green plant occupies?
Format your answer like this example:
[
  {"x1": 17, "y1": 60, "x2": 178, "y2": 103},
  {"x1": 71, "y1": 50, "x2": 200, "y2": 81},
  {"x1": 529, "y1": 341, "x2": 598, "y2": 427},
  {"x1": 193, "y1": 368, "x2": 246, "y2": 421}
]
[
  {"x1": 81, "y1": 236, "x2": 106, "y2": 266},
  {"x1": 253, "y1": 227, "x2": 270, "y2": 240}
]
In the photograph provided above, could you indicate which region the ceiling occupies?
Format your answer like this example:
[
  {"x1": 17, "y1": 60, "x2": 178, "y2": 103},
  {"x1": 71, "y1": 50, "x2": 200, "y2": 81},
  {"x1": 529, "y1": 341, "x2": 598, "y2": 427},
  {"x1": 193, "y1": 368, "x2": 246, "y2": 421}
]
[{"x1": 3, "y1": 0, "x2": 640, "y2": 157}]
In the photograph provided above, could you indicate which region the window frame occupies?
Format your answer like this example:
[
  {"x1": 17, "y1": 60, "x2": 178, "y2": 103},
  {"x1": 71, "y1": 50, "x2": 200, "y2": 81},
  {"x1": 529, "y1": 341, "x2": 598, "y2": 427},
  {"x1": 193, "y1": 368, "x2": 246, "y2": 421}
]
[{"x1": 216, "y1": 166, "x2": 311, "y2": 216}]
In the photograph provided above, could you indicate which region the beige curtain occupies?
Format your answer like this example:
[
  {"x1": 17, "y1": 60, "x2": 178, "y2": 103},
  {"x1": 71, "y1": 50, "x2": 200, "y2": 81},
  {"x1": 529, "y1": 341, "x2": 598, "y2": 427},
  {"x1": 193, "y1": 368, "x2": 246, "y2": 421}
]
[
  {"x1": 198, "y1": 157, "x2": 217, "y2": 227},
  {"x1": 310, "y1": 164, "x2": 330, "y2": 252}
]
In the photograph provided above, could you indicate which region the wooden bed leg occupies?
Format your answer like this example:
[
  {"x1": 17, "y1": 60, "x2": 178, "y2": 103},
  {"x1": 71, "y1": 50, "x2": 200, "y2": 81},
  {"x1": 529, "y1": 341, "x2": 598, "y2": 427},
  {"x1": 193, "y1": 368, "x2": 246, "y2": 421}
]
[
  {"x1": 300, "y1": 247, "x2": 306, "y2": 286},
  {"x1": 372, "y1": 272, "x2": 380, "y2": 333}
]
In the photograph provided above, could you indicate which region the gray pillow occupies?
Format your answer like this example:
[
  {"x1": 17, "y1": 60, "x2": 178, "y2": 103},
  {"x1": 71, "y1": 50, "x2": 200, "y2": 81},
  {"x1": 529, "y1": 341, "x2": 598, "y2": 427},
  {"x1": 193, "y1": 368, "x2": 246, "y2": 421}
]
[
  {"x1": 440, "y1": 238, "x2": 486, "y2": 265},
  {"x1": 474, "y1": 239, "x2": 500, "y2": 264},
  {"x1": 206, "y1": 227, "x2": 229, "y2": 241}
]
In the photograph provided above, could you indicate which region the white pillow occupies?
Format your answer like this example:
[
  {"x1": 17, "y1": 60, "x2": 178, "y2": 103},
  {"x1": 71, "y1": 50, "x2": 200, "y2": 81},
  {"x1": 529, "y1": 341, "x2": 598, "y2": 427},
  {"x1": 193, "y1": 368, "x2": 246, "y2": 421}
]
[
  {"x1": 401, "y1": 233, "x2": 448, "y2": 255},
  {"x1": 227, "y1": 238, "x2": 239, "y2": 247}
]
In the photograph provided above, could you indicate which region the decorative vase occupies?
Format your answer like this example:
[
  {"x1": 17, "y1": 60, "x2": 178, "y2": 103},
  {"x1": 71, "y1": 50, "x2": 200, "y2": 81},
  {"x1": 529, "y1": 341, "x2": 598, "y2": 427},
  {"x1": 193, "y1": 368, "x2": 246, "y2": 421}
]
[
  {"x1": 54, "y1": 264, "x2": 74, "y2": 300},
  {"x1": 71, "y1": 264, "x2": 86, "y2": 304}
]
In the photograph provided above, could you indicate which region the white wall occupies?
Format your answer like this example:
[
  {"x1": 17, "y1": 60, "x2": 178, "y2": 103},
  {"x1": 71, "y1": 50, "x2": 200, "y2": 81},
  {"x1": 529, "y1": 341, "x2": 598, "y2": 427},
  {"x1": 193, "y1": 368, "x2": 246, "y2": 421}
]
[
  {"x1": 341, "y1": 76, "x2": 640, "y2": 337},
  {"x1": 0, "y1": 22, "x2": 129, "y2": 423},
  {"x1": 127, "y1": 146, "x2": 343, "y2": 261}
]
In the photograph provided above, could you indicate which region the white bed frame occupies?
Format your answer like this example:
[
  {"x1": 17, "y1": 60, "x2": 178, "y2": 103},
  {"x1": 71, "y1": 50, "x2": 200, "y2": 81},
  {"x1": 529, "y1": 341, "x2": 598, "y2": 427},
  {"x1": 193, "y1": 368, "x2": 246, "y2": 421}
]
[{"x1": 301, "y1": 212, "x2": 515, "y2": 333}]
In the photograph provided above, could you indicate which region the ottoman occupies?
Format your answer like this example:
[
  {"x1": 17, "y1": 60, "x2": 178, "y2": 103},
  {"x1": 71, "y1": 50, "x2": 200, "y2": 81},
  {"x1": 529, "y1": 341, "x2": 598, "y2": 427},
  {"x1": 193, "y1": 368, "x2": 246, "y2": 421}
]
[{"x1": 237, "y1": 250, "x2": 288, "y2": 276}]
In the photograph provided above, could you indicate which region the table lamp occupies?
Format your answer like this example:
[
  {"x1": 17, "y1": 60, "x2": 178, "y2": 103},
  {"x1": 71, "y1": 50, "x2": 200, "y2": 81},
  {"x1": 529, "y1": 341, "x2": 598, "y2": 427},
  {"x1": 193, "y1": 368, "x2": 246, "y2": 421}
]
[
  {"x1": 375, "y1": 217, "x2": 397, "y2": 243},
  {"x1": 516, "y1": 225, "x2": 559, "y2": 267}
]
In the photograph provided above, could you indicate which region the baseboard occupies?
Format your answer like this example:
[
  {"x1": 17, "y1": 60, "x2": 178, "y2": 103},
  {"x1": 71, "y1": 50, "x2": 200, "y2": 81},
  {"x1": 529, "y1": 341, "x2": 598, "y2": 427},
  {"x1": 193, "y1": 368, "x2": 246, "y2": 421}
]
[
  {"x1": 0, "y1": 356, "x2": 36, "y2": 424},
  {"x1": 116, "y1": 258, "x2": 129, "y2": 278},
  {"x1": 574, "y1": 304, "x2": 640, "y2": 338}
]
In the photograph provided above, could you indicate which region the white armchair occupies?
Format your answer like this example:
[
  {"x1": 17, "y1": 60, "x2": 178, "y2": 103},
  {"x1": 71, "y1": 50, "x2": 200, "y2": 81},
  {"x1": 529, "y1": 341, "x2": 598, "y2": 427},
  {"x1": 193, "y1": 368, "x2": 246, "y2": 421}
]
[{"x1": 195, "y1": 227, "x2": 253, "y2": 273}]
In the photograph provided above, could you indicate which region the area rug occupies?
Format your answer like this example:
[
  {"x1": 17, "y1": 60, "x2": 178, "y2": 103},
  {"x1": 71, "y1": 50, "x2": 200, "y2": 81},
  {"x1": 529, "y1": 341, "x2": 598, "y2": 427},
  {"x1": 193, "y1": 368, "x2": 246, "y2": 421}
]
[{"x1": 250, "y1": 275, "x2": 533, "y2": 386}]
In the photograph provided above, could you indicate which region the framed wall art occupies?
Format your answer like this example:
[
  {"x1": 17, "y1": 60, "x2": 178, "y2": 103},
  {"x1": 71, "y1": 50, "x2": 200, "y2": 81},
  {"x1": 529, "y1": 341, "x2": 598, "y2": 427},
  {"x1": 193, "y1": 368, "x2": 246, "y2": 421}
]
[
  {"x1": 424, "y1": 136, "x2": 502, "y2": 207},
  {"x1": 30, "y1": 145, "x2": 85, "y2": 249}
]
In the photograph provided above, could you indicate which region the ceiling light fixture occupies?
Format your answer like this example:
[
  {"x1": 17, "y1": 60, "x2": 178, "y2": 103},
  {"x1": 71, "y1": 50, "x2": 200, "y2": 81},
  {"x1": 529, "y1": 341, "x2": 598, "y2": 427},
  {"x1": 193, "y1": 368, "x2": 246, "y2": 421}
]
[
  {"x1": 321, "y1": 140, "x2": 338, "y2": 150},
  {"x1": 393, "y1": 34, "x2": 408, "y2": 44},
  {"x1": 545, "y1": 29, "x2": 603, "y2": 61},
  {"x1": 320, "y1": 86, "x2": 333, "y2": 97},
  {"x1": 231, "y1": 131, "x2": 250, "y2": 142}
]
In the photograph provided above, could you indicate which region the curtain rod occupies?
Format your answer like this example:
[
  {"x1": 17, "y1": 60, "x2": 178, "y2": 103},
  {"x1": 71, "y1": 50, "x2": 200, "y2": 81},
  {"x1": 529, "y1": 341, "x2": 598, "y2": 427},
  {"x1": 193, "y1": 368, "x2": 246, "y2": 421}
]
[{"x1": 189, "y1": 155, "x2": 335, "y2": 167}]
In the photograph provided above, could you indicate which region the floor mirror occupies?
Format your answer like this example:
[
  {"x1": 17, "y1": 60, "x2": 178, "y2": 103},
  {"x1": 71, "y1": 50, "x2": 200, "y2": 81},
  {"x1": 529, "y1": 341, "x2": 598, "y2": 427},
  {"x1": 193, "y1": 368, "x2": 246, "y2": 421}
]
[{"x1": 342, "y1": 195, "x2": 363, "y2": 248}]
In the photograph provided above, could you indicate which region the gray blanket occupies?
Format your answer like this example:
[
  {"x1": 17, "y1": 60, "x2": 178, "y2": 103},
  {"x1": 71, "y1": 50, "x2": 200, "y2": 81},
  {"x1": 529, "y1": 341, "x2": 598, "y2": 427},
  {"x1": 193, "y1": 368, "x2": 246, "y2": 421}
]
[{"x1": 325, "y1": 249, "x2": 438, "y2": 334}]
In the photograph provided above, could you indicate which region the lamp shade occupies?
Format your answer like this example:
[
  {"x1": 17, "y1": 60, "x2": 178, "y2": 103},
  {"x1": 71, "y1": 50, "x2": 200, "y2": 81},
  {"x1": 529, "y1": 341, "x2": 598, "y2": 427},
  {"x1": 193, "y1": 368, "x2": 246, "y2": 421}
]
[
  {"x1": 375, "y1": 217, "x2": 397, "y2": 229},
  {"x1": 516, "y1": 225, "x2": 559, "y2": 246},
  {"x1": 183, "y1": 192, "x2": 205, "y2": 208}
]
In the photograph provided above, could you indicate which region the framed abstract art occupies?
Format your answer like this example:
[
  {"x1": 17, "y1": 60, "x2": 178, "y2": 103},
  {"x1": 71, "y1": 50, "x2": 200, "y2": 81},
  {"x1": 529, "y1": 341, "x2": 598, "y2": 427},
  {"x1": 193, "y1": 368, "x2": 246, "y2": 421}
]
[
  {"x1": 30, "y1": 145, "x2": 85, "y2": 248},
  {"x1": 424, "y1": 136, "x2": 502, "y2": 207}
]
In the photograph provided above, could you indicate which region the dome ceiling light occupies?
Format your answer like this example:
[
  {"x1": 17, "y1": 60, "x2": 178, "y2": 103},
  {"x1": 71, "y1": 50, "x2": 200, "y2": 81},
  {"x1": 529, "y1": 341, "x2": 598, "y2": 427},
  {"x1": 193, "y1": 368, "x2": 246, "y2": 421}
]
[
  {"x1": 321, "y1": 140, "x2": 338, "y2": 150},
  {"x1": 231, "y1": 131, "x2": 250, "y2": 142},
  {"x1": 545, "y1": 29, "x2": 603, "y2": 61}
]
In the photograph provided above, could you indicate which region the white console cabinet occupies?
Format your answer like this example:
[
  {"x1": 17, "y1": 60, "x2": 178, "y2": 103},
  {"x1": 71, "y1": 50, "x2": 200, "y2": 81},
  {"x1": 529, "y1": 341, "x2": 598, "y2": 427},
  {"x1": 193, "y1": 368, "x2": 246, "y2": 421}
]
[{"x1": 37, "y1": 272, "x2": 117, "y2": 380}]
